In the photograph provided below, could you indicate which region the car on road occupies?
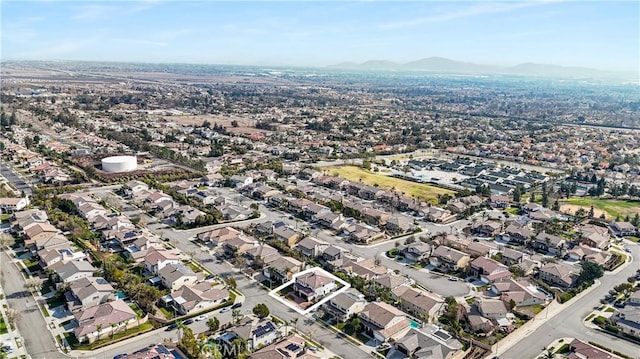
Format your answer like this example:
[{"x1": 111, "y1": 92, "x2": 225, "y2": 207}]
[
  {"x1": 165, "y1": 323, "x2": 177, "y2": 331},
  {"x1": 307, "y1": 346, "x2": 318, "y2": 352},
  {"x1": 113, "y1": 354, "x2": 128, "y2": 359},
  {"x1": 624, "y1": 247, "x2": 632, "y2": 253},
  {"x1": 205, "y1": 274, "x2": 216, "y2": 280},
  {"x1": 220, "y1": 306, "x2": 232, "y2": 313},
  {"x1": 448, "y1": 277, "x2": 458, "y2": 281},
  {"x1": 182, "y1": 319, "x2": 194, "y2": 325},
  {"x1": 231, "y1": 302, "x2": 242, "y2": 309},
  {"x1": 195, "y1": 314, "x2": 207, "y2": 321}
]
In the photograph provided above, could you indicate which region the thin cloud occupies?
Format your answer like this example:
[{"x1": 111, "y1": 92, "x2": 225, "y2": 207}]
[
  {"x1": 116, "y1": 38, "x2": 169, "y2": 47},
  {"x1": 380, "y1": 1, "x2": 560, "y2": 30},
  {"x1": 16, "y1": 39, "x2": 89, "y2": 59}
]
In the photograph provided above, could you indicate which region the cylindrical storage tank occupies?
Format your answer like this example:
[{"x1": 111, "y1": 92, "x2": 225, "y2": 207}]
[{"x1": 101, "y1": 156, "x2": 137, "y2": 173}]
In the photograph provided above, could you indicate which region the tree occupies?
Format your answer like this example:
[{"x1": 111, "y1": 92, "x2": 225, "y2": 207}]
[
  {"x1": 231, "y1": 120, "x2": 239, "y2": 127},
  {"x1": 207, "y1": 317, "x2": 220, "y2": 332},
  {"x1": 0, "y1": 234, "x2": 15, "y2": 251},
  {"x1": 232, "y1": 309, "x2": 242, "y2": 324},
  {"x1": 588, "y1": 206, "x2": 595, "y2": 218},
  {"x1": 350, "y1": 317, "x2": 362, "y2": 333},
  {"x1": 578, "y1": 262, "x2": 604, "y2": 285},
  {"x1": 512, "y1": 187, "x2": 522, "y2": 203},
  {"x1": 96, "y1": 324, "x2": 103, "y2": 341},
  {"x1": 252, "y1": 303, "x2": 270, "y2": 319},
  {"x1": 226, "y1": 277, "x2": 237, "y2": 290}
]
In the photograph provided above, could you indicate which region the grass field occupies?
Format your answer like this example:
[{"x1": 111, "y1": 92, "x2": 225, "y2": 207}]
[
  {"x1": 327, "y1": 166, "x2": 455, "y2": 203},
  {"x1": 560, "y1": 197, "x2": 640, "y2": 220}
]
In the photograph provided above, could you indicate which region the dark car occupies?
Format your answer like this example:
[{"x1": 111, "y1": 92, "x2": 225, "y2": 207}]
[
  {"x1": 614, "y1": 300, "x2": 626, "y2": 308},
  {"x1": 182, "y1": 319, "x2": 194, "y2": 325},
  {"x1": 113, "y1": 354, "x2": 128, "y2": 359},
  {"x1": 231, "y1": 302, "x2": 242, "y2": 309},
  {"x1": 166, "y1": 323, "x2": 177, "y2": 331}
]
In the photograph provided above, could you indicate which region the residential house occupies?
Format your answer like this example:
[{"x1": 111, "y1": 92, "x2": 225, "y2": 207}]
[
  {"x1": 244, "y1": 244, "x2": 280, "y2": 267},
  {"x1": 345, "y1": 223, "x2": 384, "y2": 244},
  {"x1": 499, "y1": 248, "x2": 526, "y2": 266},
  {"x1": 264, "y1": 256, "x2": 303, "y2": 283},
  {"x1": 0, "y1": 197, "x2": 29, "y2": 213},
  {"x1": 430, "y1": 246, "x2": 471, "y2": 272},
  {"x1": 488, "y1": 195, "x2": 510, "y2": 209},
  {"x1": 249, "y1": 334, "x2": 319, "y2": 359},
  {"x1": 567, "y1": 339, "x2": 624, "y2": 359},
  {"x1": 611, "y1": 221, "x2": 637, "y2": 237},
  {"x1": 398, "y1": 242, "x2": 432, "y2": 263},
  {"x1": 609, "y1": 306, "x2": 640, "y2": 338},
  {"x1": 423, "y1": 206, "x2": 456, "y2": 224},
  {"x1": 473, "y1": 221, "x2": 502, "y2": 237},
  {"x1": 491, "y1": 279, "x2": 545, "y2": 307},
  {"x1": 143, "y1": 249, "x2": 180, "y2": 275},
  {"x1": 73, "y1": 299, "x2": 140, "y2": 344},
  {"x1": 55, "y1": 260, "x2": 97, "y2": 285},
  {"x1": 323, "y1": 289, "x2": 367, "y2": 322},
  {"x1": 567, "y1": 245, "x2": 611, "y2": 266},
  {"x1": 340, "y1": 258, "x2": 388, "y2": 280},
  {"x1": 393, "y1": 326, "x2": 462, "y2": 359},
  {"x1": 392, "y1": 286, "x2": 445, "y2": 321},
  {"x1": 163, "y1": 283, "x2": 229, "y2": 315},
  {"x1": 578, "y1": 224, "x2": 611, "y2": 250},
  {"x1": 126, "y1": 344, "x2": 177, "y2": 359},
  {"x1": 358, "y1": 302, "x2": 411, "y2": 343},
  {"x1": 158, "y1": 263, "x2": 199, "y2": 291},
  {"x1": 29, "y1": 234, "x2": 70, "y2": 253},
  {"x1": 229, "y1": 175, "x2": 253, "y2": 188},
  {"x1": 66, "y1": 277, "x2": 115, "y2": 312},
  {"x1": 77, "y1": 202, "x2": 107, "y2": 220},
  {"x1": 539, "y1": 263, "x2": 577, "y2": 288},
  {"x1": 468, "y1": 257, "x2": 512, "y2": 284},
  {"x1": 464, "y1": 242, "x2": 493, "y2": 258},
  {"x1": 374, "y1": 274, "x2": 409, "y2": 292},
  {"x1": 272, "y1": 226, "x2": 303, "y2": 247},
  {"x1": 476, "y1": 299, "x2": 510, "y2": 326},
  {"x1": 532, "y1": 232, "x2": 567, "y2": 256},
  {"x1": 316, "y1": 212, "x2": 343, "y2": 229},
  {"x1": 504, "y1": 224, "x2": 535, "y2": 245},
  {"x1": 222, "y1": 317, "x2": 281, "y2": 352},
  {"x1": 198, "y1": 227, "x2": 243, "y2": 246},
  {"x1": 296, "y1": 237, "x2": 329, "y2": 258},
  {"x1": 23, "y1": 222, "x2": 59, "y2": 245},
  {"x1": 123, "y1": 180, "x2": 149, "y2": 197},
  {"x1": 293, "y1": 271, "x2": 336, "y2": 302},
  {"x1": 37, "y1": 242, "x2": 87, "y2": 269},
  {"x1": 386, "y1": 216, "x2": 416, "y2": 235},
  {"x1": 224, "y1": 235, "x2": 257, "y2": 256}
]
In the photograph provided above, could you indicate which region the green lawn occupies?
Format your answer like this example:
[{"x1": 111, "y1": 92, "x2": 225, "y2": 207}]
[
  {"x1": 129, "y1": 304, "x2": 145, "y2": 318},
  {"x1": 158, "y1": 306, "x2": 174, "y2": 320},
  {"x1": 560, "y1": 197, "x2": 640, "y2": 220},
  {"x1": 327, "y1": 165, "x2": 455, "y2": 203},
  {"x1": 72, "y1": 322, "x2": 153, "y2": 350},
  {"x1": 0, "y1": 316, "x2": 8, "y2": 334}
]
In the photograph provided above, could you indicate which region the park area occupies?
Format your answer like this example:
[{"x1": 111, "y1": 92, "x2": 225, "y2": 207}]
[
  {"x1": 327, "y1": 166, "x2": 455, "y2": 203},
  {"x1": 560, "y1": 197, "x2": 640, "y2": 220}
]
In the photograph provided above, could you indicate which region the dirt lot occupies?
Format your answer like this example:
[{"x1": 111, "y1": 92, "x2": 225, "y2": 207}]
[
  {"x1": 559, "y1": 204, "x2": 608, "y2": 219},
  {"x1": 160, "y1": 114, "x2": 266, "y2": 135}
]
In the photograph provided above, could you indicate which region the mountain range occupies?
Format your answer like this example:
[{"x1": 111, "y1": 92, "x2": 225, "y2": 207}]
[{"x1": 328, "y1": 57, "x2": 636, "y2": 80}]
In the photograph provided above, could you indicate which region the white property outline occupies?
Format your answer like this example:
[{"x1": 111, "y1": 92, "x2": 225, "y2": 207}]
[{"x1": 268, "y1": 267, "x2": 351, "y2": 315}]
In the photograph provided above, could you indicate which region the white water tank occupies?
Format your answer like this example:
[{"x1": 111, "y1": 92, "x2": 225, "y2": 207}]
[{"x1": 101, "y1": 156, "x2": 137, "y2": 173}]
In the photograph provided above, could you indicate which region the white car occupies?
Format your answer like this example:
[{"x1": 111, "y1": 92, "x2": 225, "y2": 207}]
[
  {"x1": 195, "y1": 314, "x2": 207, "y2": 322},
  {"x1": 220, "y1": 307, "x2": 232, "y2": 313}
]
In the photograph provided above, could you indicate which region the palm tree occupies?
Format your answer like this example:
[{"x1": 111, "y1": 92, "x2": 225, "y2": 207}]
[
  {"x1": 96, "y1": 324, "x2": 103, "y2": 342},
  {"x1": 110, "y1": 322, "x2": 117, "y2": 338}
]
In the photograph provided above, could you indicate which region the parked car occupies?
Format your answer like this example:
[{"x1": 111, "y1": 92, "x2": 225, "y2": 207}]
[
  {"x1": 195, "y1": 314, "x2": 207, "y2": 321},
  {"x1": 182, "y1": 319, "x2": 194, "y2": 325},
  {"x1": 166, "y1": 323, "x2": 177, "y2": 331},
  {"x1": 220, "y1": 306, "x2": 232, "y2": 313},
  {"x1": 113, "y1": 354, "x2": 128, "y2": 359},
  {"x1": 614, "y1": 300, "x2": 626, "y2": 308},
  {"x1": 448, "y1": 277, "x2": 458, "y2": 281},
  {"x1": 231, "y1": 302, "x2": 242, "y2": 309}
]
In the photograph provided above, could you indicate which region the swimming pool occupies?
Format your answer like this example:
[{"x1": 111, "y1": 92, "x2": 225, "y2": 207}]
[{"x1": 410, "y1": 320, "x2": 420, "y2": 328}]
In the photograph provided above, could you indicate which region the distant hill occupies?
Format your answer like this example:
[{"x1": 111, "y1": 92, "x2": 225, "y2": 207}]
[{"x1": 328, "y1": 57, "x2": 637, "y2": 81}]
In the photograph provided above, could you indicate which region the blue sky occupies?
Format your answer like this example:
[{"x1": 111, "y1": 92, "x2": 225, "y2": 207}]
[{"x1": 1, "y1": 1, "x2": 638, "y2": 72}]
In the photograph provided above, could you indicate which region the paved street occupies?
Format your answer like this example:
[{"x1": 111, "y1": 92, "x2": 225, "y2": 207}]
[
  {"x1": 499, "y1": 241, "x2": 640, "y2": 359},
  {"x1": 0, "y1": 251, "x2": 64, "y2": 359}
]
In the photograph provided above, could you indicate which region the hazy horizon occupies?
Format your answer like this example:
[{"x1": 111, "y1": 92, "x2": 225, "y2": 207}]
[{"x1": 1, "y1": 1, "x2": 638, "y2": 73}]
